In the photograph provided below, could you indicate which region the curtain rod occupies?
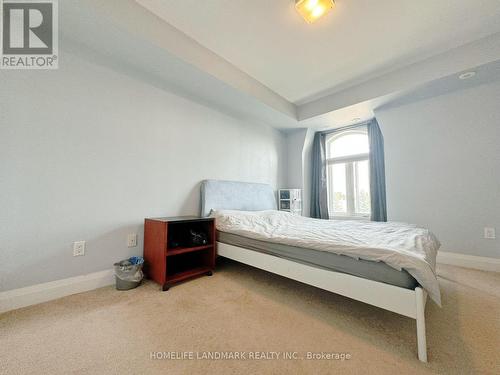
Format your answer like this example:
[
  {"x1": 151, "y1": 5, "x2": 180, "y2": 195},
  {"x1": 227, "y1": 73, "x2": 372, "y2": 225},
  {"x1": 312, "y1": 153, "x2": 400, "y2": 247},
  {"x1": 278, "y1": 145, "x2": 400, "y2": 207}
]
[{"x1": 317, "y1": 118, "x2": 375, "y2": 135}]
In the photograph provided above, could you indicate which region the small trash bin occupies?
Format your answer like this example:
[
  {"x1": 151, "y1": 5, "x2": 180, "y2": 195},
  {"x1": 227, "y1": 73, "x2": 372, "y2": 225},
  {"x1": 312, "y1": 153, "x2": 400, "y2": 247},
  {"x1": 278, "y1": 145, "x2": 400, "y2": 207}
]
[{"x1": 114, "y1": 256, "x2": 144, "y2": 290}]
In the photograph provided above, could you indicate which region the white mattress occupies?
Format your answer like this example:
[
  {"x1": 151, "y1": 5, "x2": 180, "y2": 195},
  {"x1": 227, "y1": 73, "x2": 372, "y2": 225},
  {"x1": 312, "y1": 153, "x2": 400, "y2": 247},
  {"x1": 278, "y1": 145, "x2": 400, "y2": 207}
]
[{"x1": 212, "y1": 210, "x2": 441, "y2": 305}]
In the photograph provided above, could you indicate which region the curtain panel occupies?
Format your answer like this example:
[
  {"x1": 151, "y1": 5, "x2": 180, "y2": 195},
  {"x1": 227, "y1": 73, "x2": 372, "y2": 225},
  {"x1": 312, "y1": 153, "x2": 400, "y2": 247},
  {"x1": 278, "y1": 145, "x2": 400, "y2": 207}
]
[
  {"x1": 310, "y1": 132, "x2": 329, "y2": 219},
  {"x1": 367, "y1": 119, "x2": 387, "y2": 221}
]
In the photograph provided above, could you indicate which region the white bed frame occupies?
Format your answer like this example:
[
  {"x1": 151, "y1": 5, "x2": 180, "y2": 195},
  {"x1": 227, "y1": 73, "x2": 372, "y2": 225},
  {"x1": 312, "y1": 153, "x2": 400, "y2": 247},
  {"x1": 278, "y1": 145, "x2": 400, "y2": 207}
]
[
  {"x1": 217, "y1": 242, "x2": 428, "y2": 362},
  {"x1": 201, "y1": 179, "x2": 429, "y2": 362}
]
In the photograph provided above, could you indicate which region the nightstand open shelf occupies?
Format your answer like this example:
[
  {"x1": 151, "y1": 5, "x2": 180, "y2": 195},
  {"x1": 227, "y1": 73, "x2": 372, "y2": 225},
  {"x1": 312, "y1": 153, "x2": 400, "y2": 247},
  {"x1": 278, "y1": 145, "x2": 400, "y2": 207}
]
[
  {"x1": 167, "y1": 266, "x2": 213, "y2": 285},
  {"x1": 167, "y1": 244, "x2": 213, "y2": 257},
  {"x1": 144, "y1": 216, "x2": 215, "y2": 291}
]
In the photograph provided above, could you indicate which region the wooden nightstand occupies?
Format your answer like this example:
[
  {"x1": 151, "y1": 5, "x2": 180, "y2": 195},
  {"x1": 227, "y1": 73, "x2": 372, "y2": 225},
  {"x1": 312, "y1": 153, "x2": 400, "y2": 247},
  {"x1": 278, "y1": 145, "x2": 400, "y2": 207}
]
[{"x1": 143, "y1": 216, "x2": 215, "y2": 291}]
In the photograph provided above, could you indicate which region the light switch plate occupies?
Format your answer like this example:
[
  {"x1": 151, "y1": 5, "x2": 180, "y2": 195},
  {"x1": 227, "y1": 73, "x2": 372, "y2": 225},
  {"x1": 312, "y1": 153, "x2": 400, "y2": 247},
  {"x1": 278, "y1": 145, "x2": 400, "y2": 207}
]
[{"x1": 127, "y1": 233, "x2": 138, "y2": 247}]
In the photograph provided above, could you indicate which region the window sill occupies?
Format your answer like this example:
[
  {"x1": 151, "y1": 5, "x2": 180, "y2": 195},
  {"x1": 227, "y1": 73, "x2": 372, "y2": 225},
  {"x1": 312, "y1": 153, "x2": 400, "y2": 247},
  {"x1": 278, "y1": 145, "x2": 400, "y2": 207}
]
[{"x1": 329, "y1": 216, "x2": 370, "y2": 221}]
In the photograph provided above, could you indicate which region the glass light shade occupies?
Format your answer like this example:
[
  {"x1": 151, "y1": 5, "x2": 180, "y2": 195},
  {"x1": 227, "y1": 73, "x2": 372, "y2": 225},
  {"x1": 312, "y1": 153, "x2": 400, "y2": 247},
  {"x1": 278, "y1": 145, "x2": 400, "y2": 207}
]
[{"x1": 295, "y1": 0, "x2": 335, "y2": 23}]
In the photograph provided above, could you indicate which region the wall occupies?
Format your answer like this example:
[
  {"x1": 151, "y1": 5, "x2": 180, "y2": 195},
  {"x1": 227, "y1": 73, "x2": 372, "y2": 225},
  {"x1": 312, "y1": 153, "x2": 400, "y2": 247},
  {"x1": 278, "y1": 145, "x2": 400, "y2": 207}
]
[
  {"x1": 376, "y1": 81, "x2": 500, "y2": 258},
  {"x1": 285, "y1": 128, "x2": 315, "y2": 216},
  {"x1": 286, "y1": 129, "x2": 307, "y2": 189},
  {"x1": 0, "y1": 51, "x2": 287, "y2": 291},
  {"x1": 301, "y1": 129, "x2": 315, "y2": 217}
]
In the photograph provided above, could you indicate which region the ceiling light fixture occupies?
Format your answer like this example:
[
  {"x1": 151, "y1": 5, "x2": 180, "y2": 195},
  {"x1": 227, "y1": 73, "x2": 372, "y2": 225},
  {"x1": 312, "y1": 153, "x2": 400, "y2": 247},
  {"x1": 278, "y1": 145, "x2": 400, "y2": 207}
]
[
  {"x1": 295, "y1": 0, "x2": 335, "y2": 23},
  {"x1": 458, "y1": 71, "x2": 476, "y2": 80}
]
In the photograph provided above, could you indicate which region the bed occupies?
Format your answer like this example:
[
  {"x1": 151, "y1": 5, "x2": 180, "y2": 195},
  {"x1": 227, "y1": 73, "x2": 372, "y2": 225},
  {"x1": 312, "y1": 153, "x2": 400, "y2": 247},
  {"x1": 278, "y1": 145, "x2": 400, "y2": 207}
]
[{"x1": 200, "y1": 179, "x2": 441, "y2": 362}]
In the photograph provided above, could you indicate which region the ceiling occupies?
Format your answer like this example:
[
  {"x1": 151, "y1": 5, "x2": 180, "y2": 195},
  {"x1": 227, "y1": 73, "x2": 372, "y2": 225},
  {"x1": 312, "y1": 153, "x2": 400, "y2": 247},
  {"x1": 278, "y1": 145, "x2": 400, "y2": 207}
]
[
  {"x1": 58, "y1": 1, "x2": 500, "y2": 130},
  {"x1": 136, "y1": 0, "x2": 500, "y2": 104},
  {"x1": 300, "y1": 59, "x2": 500, "y2": 129}
]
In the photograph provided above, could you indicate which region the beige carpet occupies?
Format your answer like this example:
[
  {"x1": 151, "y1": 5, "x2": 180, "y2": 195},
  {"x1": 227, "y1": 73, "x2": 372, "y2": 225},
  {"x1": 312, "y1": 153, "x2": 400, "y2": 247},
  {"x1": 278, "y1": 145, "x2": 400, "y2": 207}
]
[{"x1": 1, "y1": 259, "x2": 499, "y2": 375}]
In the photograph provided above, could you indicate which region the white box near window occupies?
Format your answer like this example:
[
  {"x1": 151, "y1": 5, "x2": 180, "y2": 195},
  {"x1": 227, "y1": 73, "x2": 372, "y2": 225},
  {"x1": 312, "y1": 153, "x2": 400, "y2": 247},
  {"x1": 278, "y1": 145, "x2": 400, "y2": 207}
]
[{"x1": 278, "y1": 189, "x2": 302, "y2": 215}]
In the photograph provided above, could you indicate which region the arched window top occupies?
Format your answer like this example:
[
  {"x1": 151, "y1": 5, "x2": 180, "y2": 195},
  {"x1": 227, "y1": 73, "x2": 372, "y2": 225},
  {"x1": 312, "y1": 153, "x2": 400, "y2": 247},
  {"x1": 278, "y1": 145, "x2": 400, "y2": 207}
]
[{"x1": 326, "y1": 130, "x2": 369, "y2": 159}]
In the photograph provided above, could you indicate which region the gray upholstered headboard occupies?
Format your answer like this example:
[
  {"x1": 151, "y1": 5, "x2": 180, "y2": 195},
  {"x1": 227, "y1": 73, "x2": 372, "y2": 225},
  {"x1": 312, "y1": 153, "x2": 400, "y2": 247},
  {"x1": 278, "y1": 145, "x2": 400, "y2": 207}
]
[{"x1": 200, "y1": 179, "x2": 277, "y2": 217}]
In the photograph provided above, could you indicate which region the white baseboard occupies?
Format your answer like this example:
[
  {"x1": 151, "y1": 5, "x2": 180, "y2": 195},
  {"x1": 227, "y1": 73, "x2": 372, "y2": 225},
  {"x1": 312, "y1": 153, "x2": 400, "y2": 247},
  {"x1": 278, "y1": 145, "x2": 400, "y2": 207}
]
[
  {"x1": 437, "y1": 251, "x2": 500, "y2": 272},
  {"x1": 0, "y1": 269, "x2": 114, "y2": 314}
]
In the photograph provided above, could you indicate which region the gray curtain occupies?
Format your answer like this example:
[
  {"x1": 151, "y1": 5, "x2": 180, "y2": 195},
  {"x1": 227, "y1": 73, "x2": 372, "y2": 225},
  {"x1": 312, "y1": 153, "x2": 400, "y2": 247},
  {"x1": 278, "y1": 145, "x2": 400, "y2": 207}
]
[
  {"x1": 310, "y1": 132, "x2": 329, "y2": 219},
  {"x1": 368, "y1": 119, "x2": 387, "y2": 222}
]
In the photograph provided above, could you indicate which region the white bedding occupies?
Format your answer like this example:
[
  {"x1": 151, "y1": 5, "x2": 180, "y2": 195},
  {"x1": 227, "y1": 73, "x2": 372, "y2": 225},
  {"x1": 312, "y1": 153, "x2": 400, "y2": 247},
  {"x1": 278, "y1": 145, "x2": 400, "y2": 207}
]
[{"x1": 212, "y1": 210, "x2": 441, "y2": 305}]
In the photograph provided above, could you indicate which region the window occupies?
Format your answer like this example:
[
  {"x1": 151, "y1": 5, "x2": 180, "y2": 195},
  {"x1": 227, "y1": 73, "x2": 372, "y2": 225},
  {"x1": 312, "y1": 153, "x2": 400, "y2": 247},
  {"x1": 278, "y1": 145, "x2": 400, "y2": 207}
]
[{"x1": 326, "y1": 129, "x2": 371, "y2": 218}]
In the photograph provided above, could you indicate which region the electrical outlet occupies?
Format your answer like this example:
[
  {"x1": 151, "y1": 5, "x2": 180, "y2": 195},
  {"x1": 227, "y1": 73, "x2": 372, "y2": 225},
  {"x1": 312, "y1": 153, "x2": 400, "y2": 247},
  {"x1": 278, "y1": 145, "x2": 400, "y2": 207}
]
[
  {"x1": 127, "y1": 233, "x2": 137, "y2": 247},
  {"x1": 484, "y1": 227, "x2": 496, "y2": 239},
  {"x1": 73, "y1": 241, "x2": 85, "y2": 256}
]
